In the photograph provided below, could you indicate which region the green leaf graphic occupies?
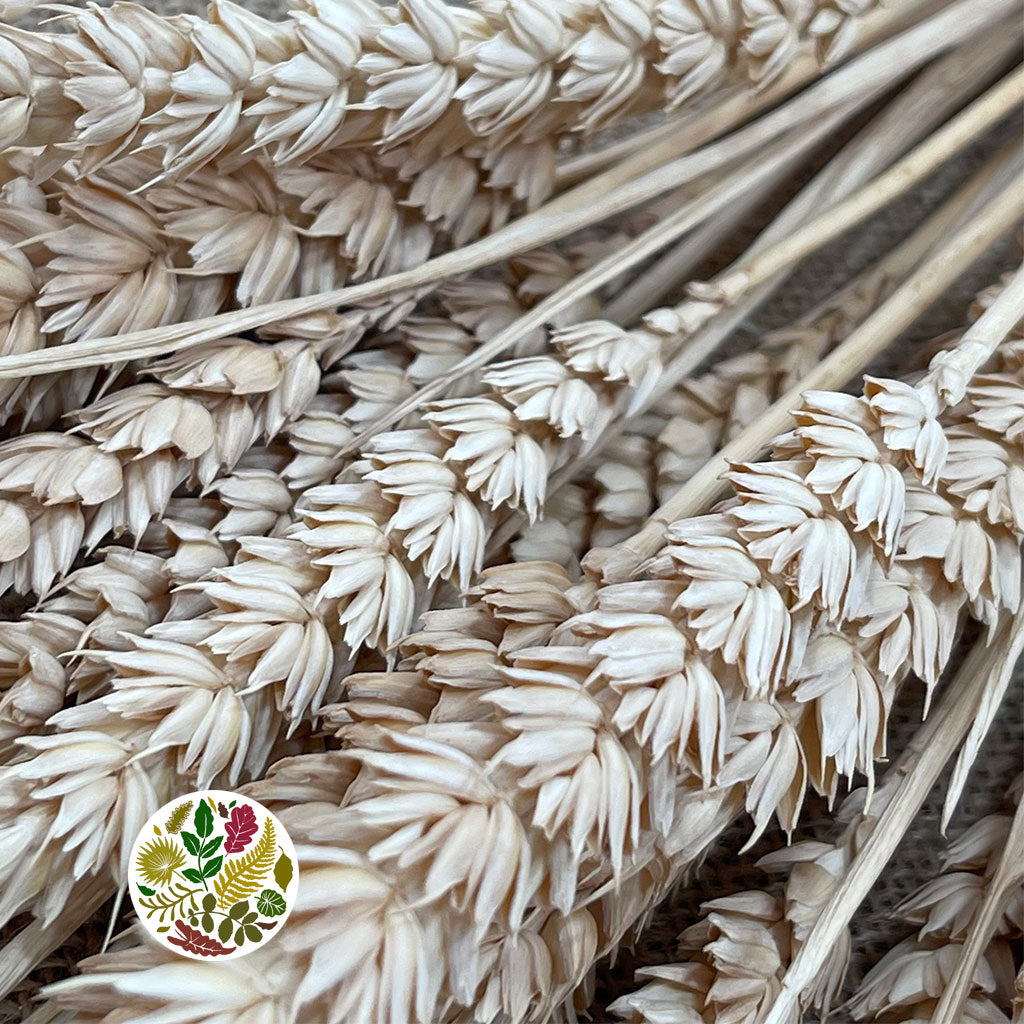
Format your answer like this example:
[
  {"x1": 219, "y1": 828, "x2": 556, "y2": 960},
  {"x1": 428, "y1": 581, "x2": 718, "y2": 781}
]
[
  {"x1": 202, "y1": 893, "x2": 216, "y2": 912},
  {"x1": 229, "y1": 900, "x2": 249, "y2": 920},
  {"x1": 201, "y1": 913, "x2": 214, "y2": 933},
  {"x1": 180, "y1": 832, "x2": 200, "y2": 856},
  {"x1": 200, "y1": 836, "x2": 223, "y2": 859},
  {"x1": 273, "y1": 852, "x2": 293, "y2": 891},
  {"x1": 137, "y1": 884, "x2": 156, "y2": 896},
  {"x1": 194, "y1": 800, "x2": 214, "y2": 839},
  {"x1": 256, "y1": 890, "x2": 287, "y2": 917},
  {"x1": 182, "y1": 868, "x2": 204, "y2": 884},
  {"x1": 234, "y1": 927, "x2": 245, "y2": 946},
  {"x1": 244, "y1": 925, "x2": 262, "y2": 942},
  {"x1": 202, "y1": 855, "x2": 223, "y2": 879},
  {"x1": 218, "y1": 917, "x2": 233, "y2": 942}
]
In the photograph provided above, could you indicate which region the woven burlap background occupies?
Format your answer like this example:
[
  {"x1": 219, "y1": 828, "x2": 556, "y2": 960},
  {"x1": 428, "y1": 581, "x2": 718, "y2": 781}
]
[{"x1": 0, "y1": 3, "x2": 1020, "y2": 1021}]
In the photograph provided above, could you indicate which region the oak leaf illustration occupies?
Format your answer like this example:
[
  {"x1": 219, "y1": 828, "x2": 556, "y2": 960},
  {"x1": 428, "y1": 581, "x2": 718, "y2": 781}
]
[
  {"x1": 223, "y1": 804, "x2": 258, "y2": 853},
  {"x1": 167, "y1": 920, "x2": 236, "y2": 957}
]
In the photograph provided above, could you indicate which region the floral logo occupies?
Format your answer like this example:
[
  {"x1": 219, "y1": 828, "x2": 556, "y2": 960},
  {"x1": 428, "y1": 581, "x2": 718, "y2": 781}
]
[{"x1": 129, "y1": 790, "x2": 298, "y2": 960}]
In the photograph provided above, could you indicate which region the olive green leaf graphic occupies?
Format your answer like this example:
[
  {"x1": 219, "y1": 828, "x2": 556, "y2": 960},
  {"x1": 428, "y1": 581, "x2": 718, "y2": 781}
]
[
  {"x1": 137, "y1": 883, "x2": 203, "y2": 923},
  {"x1": 256, "y1": 890, "x2": 287, "y2": 917},
  {"x1": 136, "y1": 836, "x2": 187, "y2": 887},
  {"x1": 216, "y1": 899, "x2": 263, "y2": 947},
  {"x1": 213, "y1": 817, "x2": 276, "y2": 908},
  {"x1": 164, "y1": 800, "x2": 193, "y2": 835},
  {"x1": 273, "y1": 851, "x2": 293, "y2": 891}
]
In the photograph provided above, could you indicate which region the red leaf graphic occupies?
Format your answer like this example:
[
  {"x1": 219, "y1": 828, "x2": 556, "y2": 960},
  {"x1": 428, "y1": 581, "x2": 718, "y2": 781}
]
[
  {"x1": 167, "y1": 920, "x2": 236, "y2": 957},
  {"x1": 223, "y1": 804, "x2": 258, "y2": 853}
]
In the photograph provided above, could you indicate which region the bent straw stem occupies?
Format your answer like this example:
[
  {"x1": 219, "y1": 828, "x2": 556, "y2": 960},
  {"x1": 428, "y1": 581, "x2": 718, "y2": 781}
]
[{"x1": 606, "y1": 174, "x2": 1024, "y2": 571}]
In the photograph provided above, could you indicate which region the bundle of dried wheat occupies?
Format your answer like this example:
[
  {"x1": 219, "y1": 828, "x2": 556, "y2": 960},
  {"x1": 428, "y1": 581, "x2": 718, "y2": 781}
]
[{"x1": 0, "y1": 0, "x2": 1020, "y2": 1021}]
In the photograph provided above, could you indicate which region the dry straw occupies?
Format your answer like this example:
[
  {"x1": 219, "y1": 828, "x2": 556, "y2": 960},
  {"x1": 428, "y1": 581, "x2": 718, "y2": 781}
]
[{"x1": 0, "y1": 0, "x2": 1020, "y2": 1021}]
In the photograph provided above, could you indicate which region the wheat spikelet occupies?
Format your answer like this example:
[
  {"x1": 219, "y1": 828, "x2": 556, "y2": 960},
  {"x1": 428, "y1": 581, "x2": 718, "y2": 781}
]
[{"x1": 609, "y1": 789, "x2": 1023, "y2": 1023}]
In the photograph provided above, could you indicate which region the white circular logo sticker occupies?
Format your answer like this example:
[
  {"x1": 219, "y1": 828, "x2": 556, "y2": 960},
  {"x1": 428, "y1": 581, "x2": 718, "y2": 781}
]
[{"x1": 129, "y1": 790, "x2": 298, "y2": 960}]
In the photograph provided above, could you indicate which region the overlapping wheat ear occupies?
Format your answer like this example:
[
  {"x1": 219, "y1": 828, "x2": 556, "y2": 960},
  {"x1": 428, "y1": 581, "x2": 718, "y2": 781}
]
[
  {"x1": 5, "y1": 2, "x2": 1009, "y2": 602},
  {"x1": 0, "y1": 0, "x2": 1015, "y2": 388},
  {"x1": 27, "y1": 250, "x2": 1024, "y2": 1023},
  {"x1": 609, "y1": 644, "x2": 1023, "y2": 1024},
  {"x1": 0, "y1": 29, "x2": 1017, "y2": 603}
]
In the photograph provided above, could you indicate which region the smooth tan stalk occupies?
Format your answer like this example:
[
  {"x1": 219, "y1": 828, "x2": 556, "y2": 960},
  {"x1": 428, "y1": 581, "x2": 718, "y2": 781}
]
[
  {"x1": 703, "y1": 64, "x2": 1024, "y2": 307},
  {"x1": 0, "y1": 876, "x2": 110, "y2": 1002},
  {"x1": 762, "y1": 607, "x2": 1024, "y2": 1024},
  {"x1": 552, "y1": 0, "x2": 935, "y2": 188},
  {"x1": 601, "y1": 183, "x2": 769, "y2": 326},
  {"x1": 603, "y1": 26, "x2": 1020, "y2": 326},
  {"x1": 341, "y1": 105, "x2": 856, "y2": 455},
  {"x1": 613, "y1": 176, "x2": 1024, "y2": 567},
  {"x1": 0, "y1": 0, "x2": 1009, "y2": 381},
  {"x1": 930, "y1": 704, "x2": 1024, "y2": 1023}
]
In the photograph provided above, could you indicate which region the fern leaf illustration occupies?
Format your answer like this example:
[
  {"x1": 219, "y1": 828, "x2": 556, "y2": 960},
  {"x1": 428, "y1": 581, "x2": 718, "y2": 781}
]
[
  {"x1": 137, "y1": 883, "x2": 203, "y2": 924},
  {"x1": 213, "y1": 818, "x2": 276, "y2": 909}
]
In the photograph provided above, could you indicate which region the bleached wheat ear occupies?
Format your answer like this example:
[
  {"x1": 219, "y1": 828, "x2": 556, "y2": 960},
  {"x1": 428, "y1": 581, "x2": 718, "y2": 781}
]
[
  {"x1": 0, "y1": 0, "x2": 1012, "y2": 382},
  {"x1": 845, "y1": 796, "x2": 1023, "y2": 1022},
  {"x1": 610, "y1": 617, "x2": 1022, "y2": 1024}
]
